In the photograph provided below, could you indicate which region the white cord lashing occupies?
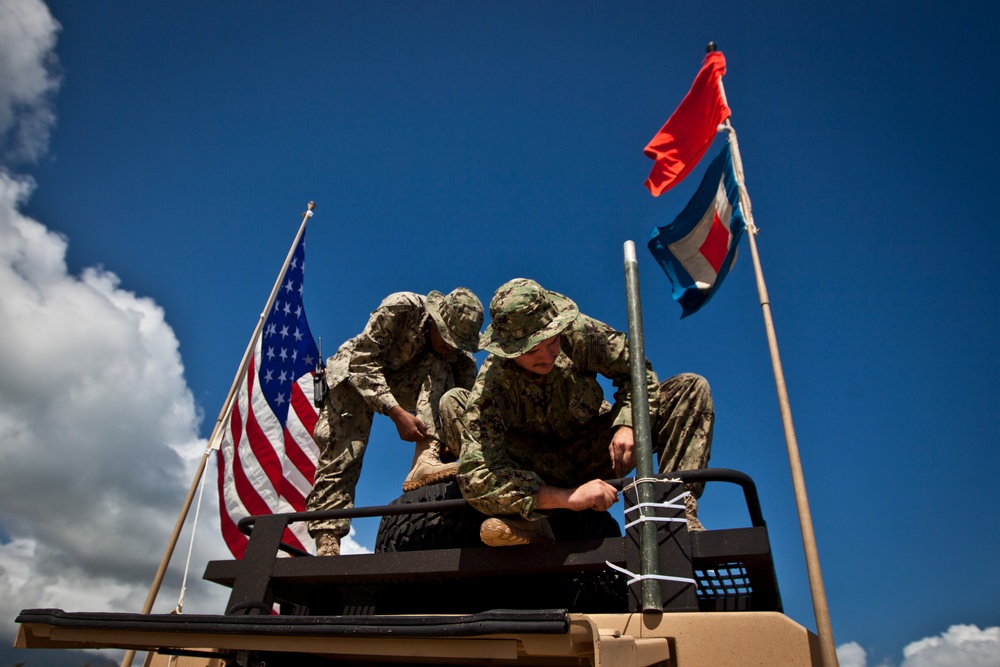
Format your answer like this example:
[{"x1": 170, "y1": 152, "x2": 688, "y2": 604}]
[
  {"x1": 605, "y1": 561, "x2": 698, "y2": 587},
  {"x1": 621, "y1": 489, "x2": 692, "y2": 531}
]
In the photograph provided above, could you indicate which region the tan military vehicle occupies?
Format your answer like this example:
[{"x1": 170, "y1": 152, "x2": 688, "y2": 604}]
[{"x1": 15, "y1": 467, "x2": 821, "y2": 666}]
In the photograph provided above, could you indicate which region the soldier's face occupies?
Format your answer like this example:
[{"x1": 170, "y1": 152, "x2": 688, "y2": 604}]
[
  {"x1": 513, "y1": 335, "x2": 561, "y2": 376},
  {"x1": 429, "y1": 322, "x2": 456, "y2": 356}
]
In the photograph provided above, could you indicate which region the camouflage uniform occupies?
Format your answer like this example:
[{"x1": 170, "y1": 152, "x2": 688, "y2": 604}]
[
  {"x1": 307, "y1": 292, "x2": 478, "y2": 538},
  {"x1": 442, "y1": 279, "x2": 713, "y2": 520}
]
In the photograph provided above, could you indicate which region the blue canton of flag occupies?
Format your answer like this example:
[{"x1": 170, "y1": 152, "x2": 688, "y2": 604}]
[
  {"x1": 259, "y1": 240, "x2": 319, "y2": 421},
  {"x1": 648, "y1": 142, "x2": 747, "y2": 318}
]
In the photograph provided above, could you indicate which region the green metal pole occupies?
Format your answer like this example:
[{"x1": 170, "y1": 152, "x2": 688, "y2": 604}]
[{"x1": 623, "y1": 241, "x2": 662, "y2": 613}]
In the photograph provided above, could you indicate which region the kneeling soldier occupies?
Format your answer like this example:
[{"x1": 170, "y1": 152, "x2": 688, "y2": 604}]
[{"x1": 308, "y1": 288, "x2": 483, "y2": 556}]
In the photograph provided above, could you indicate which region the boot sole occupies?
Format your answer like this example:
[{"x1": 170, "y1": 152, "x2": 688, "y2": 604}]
[
  {"x1": 479, "y1": 518, "x2": 534, "y2": 547},
  {"x1": 401, "y1": 467, "x2": 457, "y2": 492}
]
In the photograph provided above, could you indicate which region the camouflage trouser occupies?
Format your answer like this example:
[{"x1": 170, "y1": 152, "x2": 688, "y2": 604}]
[
  {"x1": 650, "y1": 373, "x2": 714, "y2": 498},
  {"x1": 441, "y1": 373, "x2": 714, "y2": 517},
  {"x1": 306, "y1": 354, "x2": 462, "y2": 538}
]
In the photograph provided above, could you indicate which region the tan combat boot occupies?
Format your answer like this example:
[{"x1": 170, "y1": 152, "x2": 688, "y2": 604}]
[
  {"x1": 479, "y1": 516, "x2": 556, "y2": 547},
  {"x1": 402, "y1": 438, "x2": 458, "y2": 492},
  {"x1": 315, "y1": 531, "x2": 341, "y2": 556},
  {"x1": 684, "y1": 493, "x2": 705, "y2": 532}
]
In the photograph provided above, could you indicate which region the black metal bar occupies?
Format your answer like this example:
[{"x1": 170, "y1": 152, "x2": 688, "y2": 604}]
[
  {"x1": 237, "y1": 498, "x2": 471, "y2": 534},
  {"x1": 15, "y1": 608, "x2": 571, "y2": 639},
  {"x1": 239, "y1": 469, "x2": 763, "y2": 559},
  {"x1": 661, "y1": 469, "x2": 765, "y2": 527},
  {"x1": 225, "y1": 515, "x2": 287, "y2": 614},
  {"x1": 206, "y1": 539, "x2": 627, "y2": 588},
  {"x1": 204, "y1": 468, "x2": 777, "y2": 617}
]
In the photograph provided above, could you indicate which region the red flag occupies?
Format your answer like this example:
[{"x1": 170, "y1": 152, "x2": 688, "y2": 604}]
[{"x1": 643, "y1": 51, "x2": 731, "y2": 196}]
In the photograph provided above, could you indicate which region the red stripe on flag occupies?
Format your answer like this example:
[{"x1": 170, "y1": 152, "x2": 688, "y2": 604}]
[
  {"x1": 242, "y1": 362, "x2": 287, "y2": 495},
  {"x1": 293, "y1": 379, "x2": 319, "y2": 435},
  {"x1": 229, "y1": 398, "x2": 275, "y2": 519},
  {"x1": 217, "y1": 448, "x2": 249, "y2": 558},
  {"x1": 231, "y1": 453, "x2": 272, "y2": 519},
  {"x1": 281, "y1": 527, "x2": 307, "y2": 552},
  {"x1": 286, "y1": 386, "x2": 318, "y2": 484},
  {"x1": 279, "y1": 458, "x2": 308, "y2": 512}
]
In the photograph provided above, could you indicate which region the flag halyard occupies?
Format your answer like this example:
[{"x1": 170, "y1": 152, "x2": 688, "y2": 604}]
[{"x1": 216, "y1": 231, "x2": 320, "y2": 558}]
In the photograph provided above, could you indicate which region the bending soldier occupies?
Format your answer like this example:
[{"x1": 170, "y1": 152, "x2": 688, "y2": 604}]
[
  {"x1": 308, "y1": 288, "x2": 484, "y2": 556},
  {"x1": 440, "y1": 278, "x2": 713, "y2": 547}
]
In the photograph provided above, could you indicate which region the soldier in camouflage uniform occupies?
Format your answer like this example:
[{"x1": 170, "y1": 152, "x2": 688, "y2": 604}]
[
  {"x1": 440, "y1": 278, "x2": 713, "y2": 547},
  {"x1": 308, "y1": 288, "x2": 484, "y2": 556}
]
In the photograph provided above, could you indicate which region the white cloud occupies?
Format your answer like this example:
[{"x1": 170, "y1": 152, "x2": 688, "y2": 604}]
[
  {"x1": 0, "y1": 0, "x2": 62, "y2": 163},
  {"x1": 0, "y1": 172, "x2": 232, "y2": 648},
  {"x1": 901, "y1": 625, "x2": 1000, "y2": 667},
  {"x1": 0, "y1": 6, "x2": 368, "y2": 650},
  {"x1": 835, "y1": 625, "x2": 1000, "y2": 667},
  {"x1": 0, "y1": 3, "x2": 240, "y2": 654},
  {"x1": 838, "y1": 641, "x2": 869, "y2": 667},
  {"x1": 341, "y1": 525, "x2": 371, "y2": 555}
]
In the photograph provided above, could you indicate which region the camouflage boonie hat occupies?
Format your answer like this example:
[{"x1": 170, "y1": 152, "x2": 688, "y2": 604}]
[
  {"x1": 479, "y1": 278, "x2": 579, "y2": 358},
  {"x1": 426, "y1": 288, "x2": 485, "y2": 353}
]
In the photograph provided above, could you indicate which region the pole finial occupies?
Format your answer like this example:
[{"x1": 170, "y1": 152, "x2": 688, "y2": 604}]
[
  {"x1": 307, "y1": 201, "x2": 315, "y2": 211},
  {"x1": 706, "y1": 41, "x2": 717, "y2": 53}
]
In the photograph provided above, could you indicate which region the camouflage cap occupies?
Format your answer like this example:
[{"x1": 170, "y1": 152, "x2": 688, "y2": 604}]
[
  {"x1": 479, "y1": 278, "x2": 579, "y2": 358},
  {"x1": 426, "y1": 287, "x2": 485, "y2": 353}
]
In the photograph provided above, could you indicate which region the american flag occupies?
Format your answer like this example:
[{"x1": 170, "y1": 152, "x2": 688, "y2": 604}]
[{"x1": 215, "y1": 228, "x2": 320, "y2": 558}]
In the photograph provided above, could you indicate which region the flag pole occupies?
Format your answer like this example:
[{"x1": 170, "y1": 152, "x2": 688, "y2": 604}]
[
  {"x1": 713, "y1": 58, "x2": 839, "y2": 665},
  {"x1": 120, "y1": 202, "x2": 316, "y2": 667}
]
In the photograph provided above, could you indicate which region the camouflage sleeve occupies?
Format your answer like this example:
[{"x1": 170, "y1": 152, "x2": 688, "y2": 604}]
[
  {"x1": 571, "y1": 315, "x2": 660, "y2": 430},
  {"x1": 346, "y1": 296, "x2": 421, "y2": 415},
  {"x1": 456, "y1": 362, "x2": 545, "y2": 519}
]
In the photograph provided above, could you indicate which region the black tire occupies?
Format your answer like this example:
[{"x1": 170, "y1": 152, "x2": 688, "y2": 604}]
[
  {"x1": 374, "y1": 480, "x2": 486, "y2": 553},
  {"x1": 373, "y1": 482, "x2": 627, "y2": 614}
]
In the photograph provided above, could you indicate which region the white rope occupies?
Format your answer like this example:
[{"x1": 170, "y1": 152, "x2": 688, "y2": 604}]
[
  {"x1": 720, "y1": 120, "x2": 758, "y2": 235},
  {"x1": 624, "y1": 515, "x2": 691, "y2": 530},
  {"x1": 621, "y1": 476, "x2": 678, "y2": 495},
  {"x1": 174, "y1": 446, "x2": 211, "y2": 613},
  {"x1": 605, "y1": 561, "x2": 698, "y2": 587},
  {"x1": 621, "y1": 490, "x2": 691, "y2": 530}
]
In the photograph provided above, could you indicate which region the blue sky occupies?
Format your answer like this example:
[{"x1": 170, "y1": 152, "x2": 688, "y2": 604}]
[{"x1": 1, "y1": 2, "x2": 998, "y2": 666}]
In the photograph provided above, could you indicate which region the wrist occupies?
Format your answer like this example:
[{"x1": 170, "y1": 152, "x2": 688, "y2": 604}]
[{"x1": 536, "y1": 485, "x2": 570, "y2": 511}]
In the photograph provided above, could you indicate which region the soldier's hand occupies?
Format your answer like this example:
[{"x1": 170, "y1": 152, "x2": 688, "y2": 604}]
[
  {"x1": 535, "y1": 479, "x2": 618, "y2": 512},
  {"x1": 388, "y1": 406, "x2": 430, "y2": 442},
  {"x1": 609, "y1": 426, "x2": 635, "y2": 477},
  {"x1": 565, "y1": 479, "x2": 620, "y2": 512},
  {"x1": 537, "y1": 480, "x2": 619, "y2": 512}
]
